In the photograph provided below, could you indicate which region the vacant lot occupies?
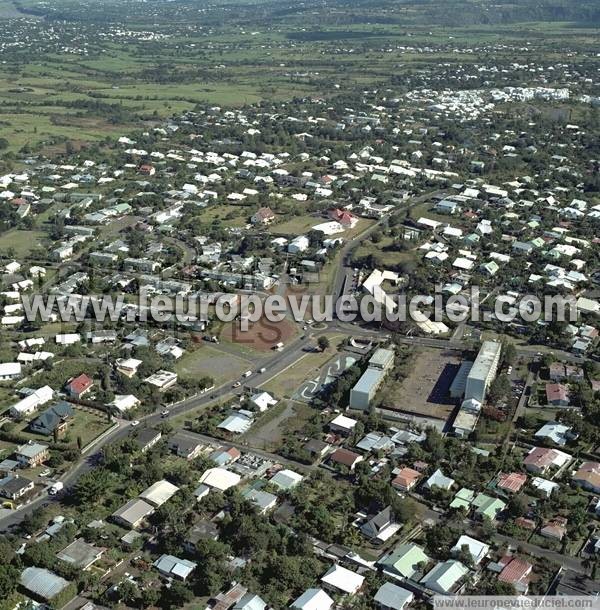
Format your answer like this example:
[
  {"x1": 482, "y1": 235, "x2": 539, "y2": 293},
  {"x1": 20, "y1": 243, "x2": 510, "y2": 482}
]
[
  {"x1": 175, "y1": 344, "x2": 253, "y2": 386},
  {"x1": 0, "y1": 229, "x2": 47, "y2": 258},
  {"x1": 387, "y1": 348, "x2": 461, "y2": 423},
  {"x1": 220, "y1": 317, "x2": 297, "y2": 353}
]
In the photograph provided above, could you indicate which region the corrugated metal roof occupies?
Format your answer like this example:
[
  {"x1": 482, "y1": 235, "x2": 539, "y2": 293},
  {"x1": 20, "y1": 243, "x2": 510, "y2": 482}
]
[{"x1": 20, "y1": 567, "x2": 69, "y2": 600}]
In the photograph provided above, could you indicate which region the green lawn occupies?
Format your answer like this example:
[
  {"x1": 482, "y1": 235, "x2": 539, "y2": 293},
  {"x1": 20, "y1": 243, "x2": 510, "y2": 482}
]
[{"x1": 0, "y1": 229, "x2": 47, "y2": 258}]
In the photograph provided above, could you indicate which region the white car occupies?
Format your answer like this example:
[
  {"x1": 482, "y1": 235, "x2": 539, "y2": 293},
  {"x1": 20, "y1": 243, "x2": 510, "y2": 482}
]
[{"x1": 130, "y1": 420, "x2": 140, "y2": 427}]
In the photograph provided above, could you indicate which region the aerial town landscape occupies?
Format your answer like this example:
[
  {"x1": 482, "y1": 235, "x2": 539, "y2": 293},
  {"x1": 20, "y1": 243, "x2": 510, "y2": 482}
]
[{"x1": 0, "y1": 0, "x2": 599, "y2": 608}]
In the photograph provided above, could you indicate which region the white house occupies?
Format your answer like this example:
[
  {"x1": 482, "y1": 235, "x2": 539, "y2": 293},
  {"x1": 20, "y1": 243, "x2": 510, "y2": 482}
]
[{"x1": 0, "y1": 363, "x2": 22, "y2": 381}]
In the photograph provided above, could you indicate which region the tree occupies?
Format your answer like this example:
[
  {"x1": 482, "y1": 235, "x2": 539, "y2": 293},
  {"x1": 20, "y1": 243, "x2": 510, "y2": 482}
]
[
  {"x1": 502, "y1": 342, "x2": 517, "y2": 367},
  {"x1": 140, "y1": 587, "x2": 161, "y2": 608},
  {"x1": 0, "y1": 563, "x2": 19, "y2": 600},
  {"x1": 117, "y1": 579, "x2": 139, "y2": 606},
  {"x1": 161, "y1": 581, "x2": 193, "y2": 609},
  {"x1": 74, "y1": 468, "x2": 112, "y2": 504},
  {"x1": 317, "y1": 336, "x2": 330, "y2": 351},
  {"x1": 489, "y1": 374, "x2": 511, "y2": 403},
  {"x1": 507, "y1": 494, "x2": 527, "y2": 518}
]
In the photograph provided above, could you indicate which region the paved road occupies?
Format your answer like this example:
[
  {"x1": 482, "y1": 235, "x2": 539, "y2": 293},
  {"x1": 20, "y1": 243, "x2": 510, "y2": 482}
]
[
  {"x1": 331, "y1": 188, "x2": 442, "y2": 303},
  {"x1": 0, "y1": 330, "x2": 316, "y2": 532}
]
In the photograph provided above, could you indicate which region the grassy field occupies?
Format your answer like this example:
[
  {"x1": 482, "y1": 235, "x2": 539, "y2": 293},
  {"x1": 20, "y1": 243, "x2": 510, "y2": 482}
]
[
  {"x1": 0, "y1": 9, "x2": 594, "y2": 155},
  {"x1": 0, "y1": 229, "x2": 47, "y2": 258},
  {"x1": 352, "y1": 234, "x2": 417, "y2": 268},
  {"x1": 174, "y1": 343, "x2": 253, "y2": 386}
]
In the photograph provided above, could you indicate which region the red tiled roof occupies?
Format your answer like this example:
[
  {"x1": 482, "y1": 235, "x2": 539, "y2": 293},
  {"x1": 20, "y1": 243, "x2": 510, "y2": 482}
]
[
  {"x1": 67, "y1": 373, "x2": 93, "y2": 395},
  {"x1": 498, "y1": 557, "x2": 532, "y2": 585},
  {"x1": 328, "y1": 208, "x2": 356, "y2": 226},
  {"x1": 546, "y1": 383, "x2": 569, "y2": 403},
  {"x1": 330, "y1": 448, "x2": 361, "y2": 468},
  {"x1": 524, "y1": 447, "x2": 558, "y2": 469},
  {"x1": 515, "y1": 517, "x2": 536, "y2": 530},
  {"x1": 392, "y1": 467, "x2": 421, "y2": 490},
  {"x1": 497, "y1": 472, "x2": 527, "y2": 493}
]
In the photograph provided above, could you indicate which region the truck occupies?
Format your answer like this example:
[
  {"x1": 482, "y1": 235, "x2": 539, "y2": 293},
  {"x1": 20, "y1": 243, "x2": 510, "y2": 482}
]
[
  {"x1": 48, "y1": 482, "x2": 63, "y2": 496},
  {"x1": 243, "y1": 370, "x2": 252, "y2": 378},
  {"x1": 274, "y1": 342, "x2": 284, "y2": 351}
]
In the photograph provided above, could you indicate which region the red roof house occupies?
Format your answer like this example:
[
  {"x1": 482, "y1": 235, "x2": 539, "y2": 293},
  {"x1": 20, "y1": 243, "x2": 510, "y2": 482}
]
[
  {"x1": 498, "y1": 556, "x2": 532, "y2": 593},
  {"x1": 328, "y1": 208, "x2": 357, "y2": 228},
  {"x1": 392, "y1": 467, "x2": 422, "y2": 492},
  {"x1": 497, "y1": 472, "x2": 527, "y2": 494},
  {"x1": 65, "y1": 374, "x2": 94, "y2": 399},
  {"x1": 545, "y1": 383, "x2": 570, "y2": 406},
  {"x1": 329, "y1": 448, "x2": 363, "y2": 471}
]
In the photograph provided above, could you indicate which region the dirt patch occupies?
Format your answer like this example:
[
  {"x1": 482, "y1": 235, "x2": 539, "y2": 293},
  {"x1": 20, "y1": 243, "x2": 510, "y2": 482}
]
[
  {"x1": 387, "y1": 348, "x2": 461, "y2": 421},
  {"x1": 220, "y1": 317, "x2": 297, "y2": 352}
]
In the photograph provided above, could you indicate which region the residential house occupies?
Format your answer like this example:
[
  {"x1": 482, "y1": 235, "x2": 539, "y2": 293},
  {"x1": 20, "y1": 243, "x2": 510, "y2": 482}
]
[
  {"x1": 184, "y1": 520, "x2": 219, "y2": 554},
  {"x1": 421, "y1": 560, "x2": 469, "y2": 594},
  {"x1": 534, "y1": 422, "x2": 573, "y2": 446},
  {"x1": 320, "y1": 564, "x2": 364, "y2": 595},
  {"x1": 20, "y1": 567, "x2": 71, "y2": 604},
  {"x1": 29, "y1": 402, "x2": 74, "y2": 437},
  {"x1": 65, "y1": 374, "x2": 94, "y2": 399},
  {"x1": 360, "y1": 507, "x2": 399, "y2": 543},
  {"x1": 9, "y1": 385, "x2": 54, "y2": 418},
  {"x1": 424, "y1": 469, "x2": 455, "y2": 491},
  {"x1": 0, "y1": 362, "x2": 21, "y2": 380},
  {"x1": 472, "y1": 493, "x2": 506, "y2": 521},
  {"x1": 374, "y1": 582, "x2": 413, "y2": 610},
  {"x1": 329, "y1": 448, "x2": 363, "y2": 472},
  {"x1": 496, "y1": 472, "x2": 527, "y2": 494},
  {"x1": 243, "y1": 489, "x2": 277, "y2": 514},
  {"x1": 303, "y1": 439, "x2": 331, "y2": 460},
  {"x1": 291, "y1": 588, "x2": 334, "y2": 610},
  {"x1": 153, "y1": 554, "x2": 197, "y2": 581},
  {"x1": 168, "y1": 431, "x2": 206, "y2": 460},
  {"x1": 523, "y1": 447, "x2": 570, "y2": 474},
  {"x1": 251, "y1": 207, "x2": 275, "y2": 225},
  {"x1": 378, "y1": 543, "x2": 430, "y2": 579},
  {"x1": 111, "y1": 498, "x2": 155, "y2": 529},
  {"x1": 540, "y1": 517, "x2": 568, "y2": 541},
  {"x1": 132, "y1": 428, "x2": 162, "y2": 453},
  {"x1": 0, "y1": 475, "x2": 34, "y2": 500},
  {"x1": 497, "y1": 556, "x2": 532, "y2": 594},
  {"x1": 572, "y1": 462, "x2": 600, "y2": 493},
  {"x1": 328, "y1": 414, "x2": 357, "y2": 436},
  {"x1": 233, "y1": 593, "x2": 267, "y2": 610},
  {"x1": 451, "y1": 535, "x2": 490, "y2": 565},
  {"x1": 392, "y1": 468, "x2": 422, "y2": 492},
  {"x1": 15, "y1": 442, "x2": 49, "y2": 467},
  {"x1": 546, "y1": 383, "x2": 570, "y2": 407},
  {"x1": 56, "y1": 538, "x2": 104, "y2": 570}
]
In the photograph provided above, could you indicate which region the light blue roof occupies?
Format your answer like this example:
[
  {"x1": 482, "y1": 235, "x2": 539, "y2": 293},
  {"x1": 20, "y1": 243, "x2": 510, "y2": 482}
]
[
  {"x1": 353, "y1": 367, "x2": 384, "y2": 394},
  {"x1": 20, "y1": 567, "x2": 70, "y2": 601},
  {"x1": 233, "y1": 593, "x2": 267, "y2": 610},
  {"x1": 374, "y1": 582, "x2": 413, "y2": 610}
]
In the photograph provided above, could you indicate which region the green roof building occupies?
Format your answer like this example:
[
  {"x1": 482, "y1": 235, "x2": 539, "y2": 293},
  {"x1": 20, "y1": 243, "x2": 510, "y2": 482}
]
[{"x1": 379, "y1": 543, "x2": 430, "y2": 579}]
